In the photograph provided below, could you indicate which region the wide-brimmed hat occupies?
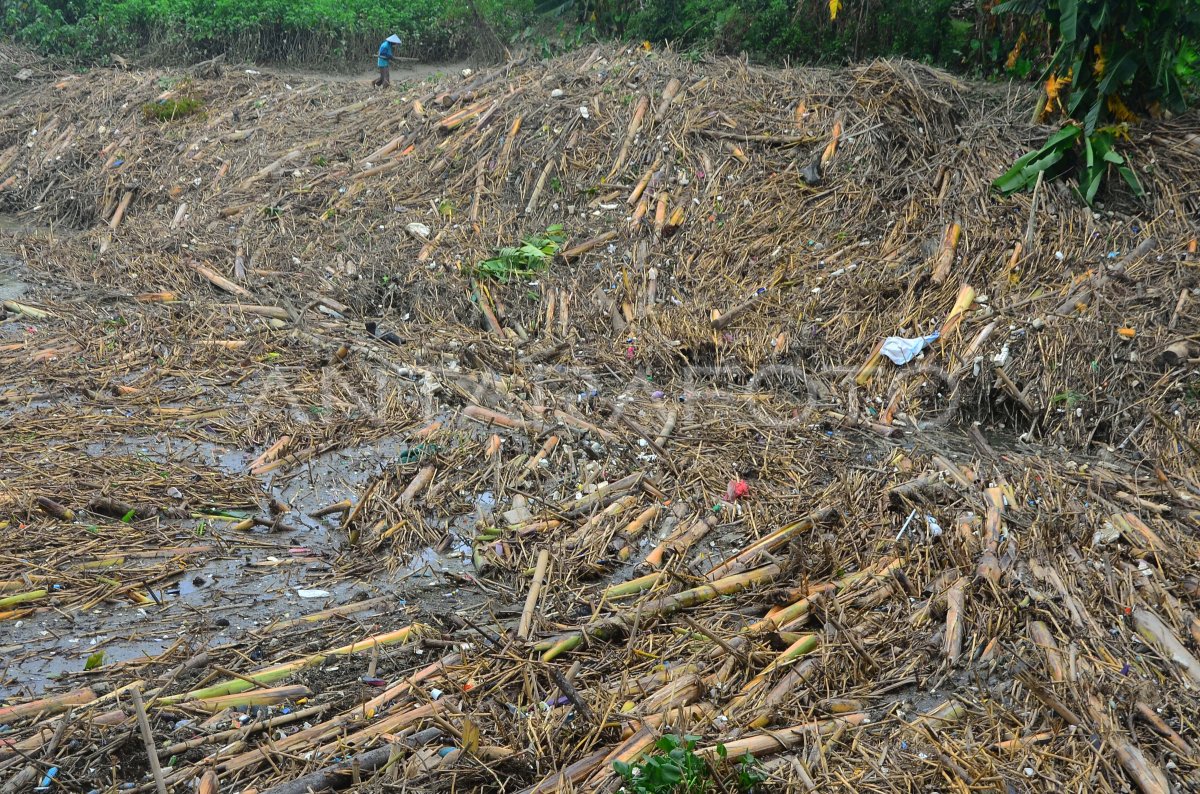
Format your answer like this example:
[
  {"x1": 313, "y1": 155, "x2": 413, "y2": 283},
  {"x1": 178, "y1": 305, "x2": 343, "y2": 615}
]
[{"x1": 386, "y1": 35, "x2": 402, "y2": 44}]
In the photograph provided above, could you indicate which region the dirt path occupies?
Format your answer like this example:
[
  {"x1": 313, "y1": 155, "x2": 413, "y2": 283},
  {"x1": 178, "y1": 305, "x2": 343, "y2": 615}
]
[{"x1": 251, "y1": 59, "x2": 477, "y2": 88}]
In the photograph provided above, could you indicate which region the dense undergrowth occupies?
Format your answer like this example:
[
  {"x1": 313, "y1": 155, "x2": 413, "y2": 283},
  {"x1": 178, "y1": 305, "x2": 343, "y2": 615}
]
[
  {"x1": 0, "y1": 0, "x2": 536, "y2": 65},
  {"x1": 5, "y1": 0, "x2": 1041, "y2": 73}
]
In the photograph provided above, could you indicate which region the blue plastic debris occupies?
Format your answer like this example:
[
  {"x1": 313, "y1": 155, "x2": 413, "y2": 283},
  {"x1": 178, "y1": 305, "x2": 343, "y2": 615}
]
[{"x1": 35, "y1": 767, "x2": 58, "y2": 790}]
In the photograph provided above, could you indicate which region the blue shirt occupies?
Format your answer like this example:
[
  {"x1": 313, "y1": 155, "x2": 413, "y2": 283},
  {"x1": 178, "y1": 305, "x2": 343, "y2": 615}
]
[{"x1": 377, "y1": 41, "x2": 393, "y2": 68}]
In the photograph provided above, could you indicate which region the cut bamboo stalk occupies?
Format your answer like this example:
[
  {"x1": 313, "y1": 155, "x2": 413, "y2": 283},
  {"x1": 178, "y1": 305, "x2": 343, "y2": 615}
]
[
  {"x1": 909, "y1": 699, "x2": 967, "y2": 731},
  {"x1": 1028, "y1": 620, "x2": 1066, "y2": 682},
  {"x1": 108, "y1": 190, "x2": 134, "y2": 230},
  {"x1": 309, "y1": 499, "x2": 352, "y2": 519},
  {"x1": 707, "y1": 508, "x2": 836, "y2": 580},
  {"x1": 725, "y1": 633, "x2": 821, "y2": 712},
  {"x1": 266, "y1": 596, "x2": 389, "y2": 633},
  {"x1": 853, "y1": 339, "x2": 886, "y2": 387},
  {"x1": 518, "y1": 549, "x2": 550, "y2": 640},
  {"x1": 568, "y1": 494, "x2": 639, "y2": 548},
  {"x1": 0, "y1": 688, "x2": 96, "y2": 722},
  {"x1": 608, "y1": 95, "x2": 650, "y2": 178},
  {"x1": 0, "y1": 589, "x2": 47, "y2": 609},
  {"x1": 438, "y1": 98, "x2": 491, "y2": 131},
  {"x1": 360, "y1": 652, "x2": 459, "y2": 719},
  {"x1": 1134, "y1": 702, "x2": 1193, "y2": 754},
  {"x1": 629, "y1": 198, "x2": 650, "y2": 230},
  {"x1": 239, "y1": 149, "x2": 301, "y2": 189},
  {"x1": 977, "y1": 486, "x2": 1005, "y2": 586},
  {"x1": 643, "y1": 514, "x2": 715, "y2": 567},
  {"x1": 698, "y1": 714, "x2": 865, "y2": 760},
  {"x1": 36, "y1": 496, "x2": 74, "y2": 521},
  {"x1": 362, "y1": 133, "x2": 408, "y2": 164},
  {"x1": 936, "y1": 283, "x2": 975, "y2": 343},
  {"x1": 355, "y1": 145, "x2": 415, "y2": 180},
  {"x1": 559, "y1": 230, "x2": 619, "y2": 261},
  {"x1": 536, "y1": 564, "x2": 781, "y2": 661},
  {"x1": 744, "y1": 658, "x2": 821, "y2": 727},
  {"x1": 159, "y1": 625, "x2": 423, "y2": 703},
  {"x1": 249, "y1": 436, "x2": 291, "y2": 473},
  {"x1": 191, "y1": 262, "x2": 252, "y2": 298},
  {"x1": 399, "y1": 465, "x2": 435, "y2": 505},
  {"x1": 931, "y1": 222, "x2": 962, "y2": 285},
  {"x1": 518, "y1": 748, "x2": 610, "y2": 794},
  {"x1": 190, "y1": 685, "x2": 312, "y2": 711},
  {"x1": 132, "y1": 688, "x2": 169, "y2": 794},
  {"x1": 524, "y1": 435, "x2": 559, "y2": 472},
  {"x1": 654, "y1": 408, "x2": 676, "y2": 447},
  {"x1": 654, "y1": 79, "x2": 681, "y2": 123},
  {"x1": 604, "y1": 571, "x2": 667, "y2": 600},
  {"x1": 3, "y1": 300, "x2": 52, "y2": 319},
  {"x1": 944, "y1": 576, "x2": 966, "y2": 664},
  {"x1": 992, "y1": 731, "x2": 1055, "y2": 752},
  {"x1": 653, "y1": 191, "x2": 669, "y2": 236},
  {"x1": 1085, "y1": 696, "x2": 1170, "y2": 794},
  {"x1": 1133, "y1": 608, "x2": 1200, "y2": 686},
  {"x1": 499, "y1": 116, "x2": 522, "y2": 168},
  {"x1": 464, "y1": 405, "x2": 528, "y2": 431},
  {"x1": 627, "y1": 158, "x2": 661, "y2": 205},
  {"x1": 524, "y1": 159, "x2": 555, "y2": 216},
  {"x1": 820, "y1": 116, "x2": 842, "y2": 165}
]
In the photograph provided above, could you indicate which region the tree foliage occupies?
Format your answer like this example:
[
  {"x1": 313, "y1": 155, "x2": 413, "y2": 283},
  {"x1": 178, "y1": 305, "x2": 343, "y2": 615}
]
[
  {"x1": 1, "y1": 0, "x2": 535, "y2": 62},
  {"x1": 991, "y1": 0, "x2": 1199, "y2": 203}
]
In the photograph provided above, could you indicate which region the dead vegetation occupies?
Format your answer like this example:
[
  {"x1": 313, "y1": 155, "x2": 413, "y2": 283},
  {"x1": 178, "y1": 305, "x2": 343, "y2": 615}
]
[{"x1": 1, "y1": 43, "x2": 1200, "y2": 793}]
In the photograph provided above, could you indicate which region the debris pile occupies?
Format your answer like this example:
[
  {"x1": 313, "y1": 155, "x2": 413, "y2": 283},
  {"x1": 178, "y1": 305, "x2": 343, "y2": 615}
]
[{"x1": 1, "y1": 44, "x2": 1199, "y2": 792}]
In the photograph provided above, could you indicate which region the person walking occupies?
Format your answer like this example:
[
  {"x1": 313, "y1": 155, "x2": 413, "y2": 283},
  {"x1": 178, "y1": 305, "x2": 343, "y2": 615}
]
[{"x1": 374, "y1": 34, "x2": 402, "y2": 88}]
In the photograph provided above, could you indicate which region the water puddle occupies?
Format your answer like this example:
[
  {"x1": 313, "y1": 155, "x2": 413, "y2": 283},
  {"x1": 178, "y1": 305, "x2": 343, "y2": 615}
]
[{"x1": 0, "y1": 436, "x2": 465, "y2": 698}]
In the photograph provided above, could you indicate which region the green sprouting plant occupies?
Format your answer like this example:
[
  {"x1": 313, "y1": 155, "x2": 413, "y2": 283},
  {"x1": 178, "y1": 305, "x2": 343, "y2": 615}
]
[
  {"x1": 142, "y1": 97, "x2": 205, "y2": 122},
  {"x1": 993, "y1": 123, "x2": 1142, "y2": 204},
  {"x1": 1050, "y1": 389, "x2": 1084, "y2": 407},
  {"x1": 614, "y1": 735, "x2": 711, "y2": 794},
  {"x1": 474, "y1": 225, "x2": 565, "y2": 281},
  {"x1": 612, "y1": 735, "x2": 763, "y2": 794}
]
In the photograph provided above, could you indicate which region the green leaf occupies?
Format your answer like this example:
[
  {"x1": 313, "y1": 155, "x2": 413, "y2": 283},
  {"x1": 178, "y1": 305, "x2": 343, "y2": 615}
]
[
  {"x1": 1097, "y1": 52, "x2": 1137, "y2": 96},
  {"x1": 1058, "y1": 0, "x2": 1078, "y2": 44},
  {"x1": 657, "y1": 764, "x2": 682, "y2": 786},
  {"x1": 85, "y1": 650, "x2": 105, "y2": 670},
  {"x1": 656, "y1": 735, "x2": 680, "y2": 753},
  {"x1": 716, "y1": 743, "x2": 728, "y2": 760},
  {"x1": 992, "y1": 0, "x2": 1042, "y2": 15},
  {"x1": 1118, "y1": 163, "x2": 1145, "y2": 196}
]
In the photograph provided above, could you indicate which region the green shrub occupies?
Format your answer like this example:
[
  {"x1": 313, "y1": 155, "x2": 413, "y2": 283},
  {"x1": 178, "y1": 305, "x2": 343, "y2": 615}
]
[{"x1": 992, "y1": 0, "x2": 1199, "y2": 204}]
